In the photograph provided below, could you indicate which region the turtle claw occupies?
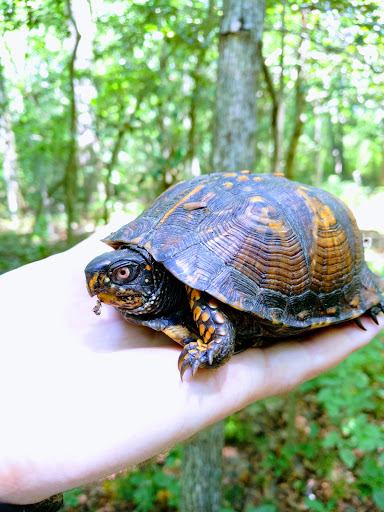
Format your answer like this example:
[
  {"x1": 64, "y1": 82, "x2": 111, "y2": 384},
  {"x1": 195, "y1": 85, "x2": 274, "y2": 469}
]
[
  {"x1": 179, "y1": 359, "x2": 191, "y2": 382},
  {"x1": 369, "y1": 310, "x2": 379, "y2": 325},
  {"x1": 353, "y1": 316, "x2": 366, "y2": 331},
  {"x1": 177, "y1": 339, "x2": 221, "y2": 379},
  {"x1": 367, "y1": 302, "x2": 384, "y2": 325},
  {"x1": 192, "y1": 358, "x2": 200, "y2": 377}
]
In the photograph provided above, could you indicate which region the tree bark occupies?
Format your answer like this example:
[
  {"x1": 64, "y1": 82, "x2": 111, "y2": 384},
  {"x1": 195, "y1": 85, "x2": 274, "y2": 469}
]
[
  {"x1": 181, "y1": 423, "x2": 225, "y2": 512},
  {"x1": 212, "y1": 0, "x2": 265, "y2": 172},
  {"x1": 181, "y1": 2, "x2": 265, "y2": 512}
]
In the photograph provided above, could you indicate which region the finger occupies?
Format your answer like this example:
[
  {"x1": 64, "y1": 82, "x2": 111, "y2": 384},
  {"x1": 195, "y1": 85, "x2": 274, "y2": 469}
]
[
  {"x1": 180, "y1": 314, "x2": 383, "y2": 430},
  {"x1": 221, "y1": 314, "x2": 384, "y2": 412}
]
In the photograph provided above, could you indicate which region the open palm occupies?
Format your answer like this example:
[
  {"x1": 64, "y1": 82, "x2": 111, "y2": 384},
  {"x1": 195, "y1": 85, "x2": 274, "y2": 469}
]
[{"x1": 0, "y1": 230, "x2": 382, "y2": 504}]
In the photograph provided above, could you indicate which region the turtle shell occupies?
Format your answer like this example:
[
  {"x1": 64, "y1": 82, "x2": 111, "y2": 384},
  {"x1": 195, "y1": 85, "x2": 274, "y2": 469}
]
[{"x1": 103, "y1": 171, "x2": 384, "y2": 329}]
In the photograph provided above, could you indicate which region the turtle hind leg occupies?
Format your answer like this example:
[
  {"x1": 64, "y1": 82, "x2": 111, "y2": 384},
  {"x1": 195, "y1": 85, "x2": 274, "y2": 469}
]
[{"x1": 367, "y1": 301, "x2": 384, "y2": 325}]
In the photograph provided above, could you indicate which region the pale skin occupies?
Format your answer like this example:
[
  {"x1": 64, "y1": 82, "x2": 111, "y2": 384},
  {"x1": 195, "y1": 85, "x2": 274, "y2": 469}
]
[{"x1": 0, "y1": 227, "x2": 383, "y2": 505}]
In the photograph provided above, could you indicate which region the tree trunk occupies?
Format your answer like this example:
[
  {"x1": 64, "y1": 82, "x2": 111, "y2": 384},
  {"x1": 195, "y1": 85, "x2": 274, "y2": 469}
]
[
  {"x1": 181, "y1": 423, "x2": 225, "y2": 511},
  {"x1": 181, "y1": 2, "x2": 265, "y2": 512},
  {"x1": 212, "y1": 0, "x2": 265, "y2": 172}
]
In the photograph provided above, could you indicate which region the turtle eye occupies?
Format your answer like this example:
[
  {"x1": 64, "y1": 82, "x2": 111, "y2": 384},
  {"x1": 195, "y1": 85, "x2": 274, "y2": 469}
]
[
  {"x1": 110, "y1": 265, "x2": 137, "y2": 284},
  {"x1": 116, "y1": 267, "x2": 130, "y2": 280}
]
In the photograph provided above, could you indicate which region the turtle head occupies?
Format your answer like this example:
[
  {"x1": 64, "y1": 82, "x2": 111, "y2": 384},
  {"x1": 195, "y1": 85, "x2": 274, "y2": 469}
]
[{"x1": 85, "y1": 246, "x2": 159, "y2": 311}]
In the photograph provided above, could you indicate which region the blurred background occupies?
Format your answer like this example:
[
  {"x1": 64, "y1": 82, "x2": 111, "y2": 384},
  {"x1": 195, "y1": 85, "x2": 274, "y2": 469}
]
[{"x1": 1, "y1": 1, "x2": 384, "y2": 510}]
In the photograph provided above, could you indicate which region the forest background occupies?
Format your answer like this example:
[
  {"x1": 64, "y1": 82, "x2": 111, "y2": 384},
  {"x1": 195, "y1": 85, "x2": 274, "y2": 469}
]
[{"x1": 1, "y1": 0, "x2": 384, "y2": 511}]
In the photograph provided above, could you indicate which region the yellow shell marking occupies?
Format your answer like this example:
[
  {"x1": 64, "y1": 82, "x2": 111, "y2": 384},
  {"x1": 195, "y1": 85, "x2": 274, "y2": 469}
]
[
  {"x1": 249, "y1": 195, "x2": 264, "y2": 203},
  {"x1": 297, "y1": 311, "x2": 310, "y2": 321},
  {"x1": 296, "y1": 186, "x2": 354, "y2": 293},
  {"x1": 158, "y1": 184, "x2": 204, "y2": 225},
  {"x1": 183, "y1": 201, "x2": 208, "y2": 211}
]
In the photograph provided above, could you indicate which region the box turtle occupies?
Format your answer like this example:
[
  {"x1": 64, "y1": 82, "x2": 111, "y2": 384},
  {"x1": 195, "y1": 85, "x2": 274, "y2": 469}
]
[{"x1": 85, "y1": 171, "x2": 384, "y2": 379}]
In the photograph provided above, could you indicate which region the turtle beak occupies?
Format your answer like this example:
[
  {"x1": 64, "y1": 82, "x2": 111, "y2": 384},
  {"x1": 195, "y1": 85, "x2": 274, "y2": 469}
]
[{"x1": 85, "y1": 253, "x2": 112, "y2": 297}]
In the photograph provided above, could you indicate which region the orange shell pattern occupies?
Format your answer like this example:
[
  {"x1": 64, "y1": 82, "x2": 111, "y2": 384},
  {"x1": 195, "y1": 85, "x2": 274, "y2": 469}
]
[{"x1": 103, "y1": 172, "x2": 384, "y2": 329}]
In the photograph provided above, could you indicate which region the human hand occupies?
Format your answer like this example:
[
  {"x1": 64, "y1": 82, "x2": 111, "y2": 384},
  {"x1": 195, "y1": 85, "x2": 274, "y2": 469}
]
[{"x1": 0, "y1": 230, "x2": 382, "y2": 504}]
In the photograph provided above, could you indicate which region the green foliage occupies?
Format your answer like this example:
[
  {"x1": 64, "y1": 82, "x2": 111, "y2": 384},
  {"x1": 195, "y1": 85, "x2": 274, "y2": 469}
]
[
  {"x1": 304, "y1": 497, "x2": 337, "y2": 511},
  {"x1": 108, "y1": 463, "x2": 179, "y2": 511},
  {"x1": 246, "y1": 505, "x2": 278, "y2": 512},
  {"x1": 0, "y1": 229, "x2": 85, "y2": 274},
  {"x1": 221, "y1": 333, "x2": 384, "y2": 510},
  {"x1": 63, "y1": 488, "x2": 85, "y2": 508},
  {"x1": 356, "y1": 456, "x2": 384, "y2": 508},
  {"x1": 301, "y1": 336, "x2": 384, "y2": 507},
  {"x1": 1, "y1": 0, "x2": 384, "y2": 241}
]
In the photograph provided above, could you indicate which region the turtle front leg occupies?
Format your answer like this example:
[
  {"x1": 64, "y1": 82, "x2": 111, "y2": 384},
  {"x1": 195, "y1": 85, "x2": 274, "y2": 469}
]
[{"x1": 178, "y1": 287, "x2": 236, "y2": 379}]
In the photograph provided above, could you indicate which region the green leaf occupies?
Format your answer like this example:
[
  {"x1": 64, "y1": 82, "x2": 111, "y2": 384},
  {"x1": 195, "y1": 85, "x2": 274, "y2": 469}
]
[
  {"x1": 304, "y1": 497, "x2": 326, "y2": 511},
  {"x1": 373, "y1": 488, "x2": 384, "y2": 510},
  {"x1": 339, "y1": 447, "x2": 356, "y2": 468},
  {"x1": 253, "y1": 505, "x2": 278, "y2": 512},
  {"x1": 322, "y1": 431, "x2": 340, "y2": 448},
  {"x1": 63, "y1": 488, "x2": 84, "y2": 507}
]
